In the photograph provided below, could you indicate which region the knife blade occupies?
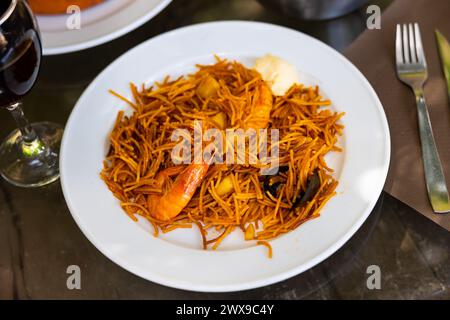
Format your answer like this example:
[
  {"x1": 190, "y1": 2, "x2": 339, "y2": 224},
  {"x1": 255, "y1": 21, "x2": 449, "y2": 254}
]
[{"x1": 436, "y1": 30, "x2": 450, "y2": 100}]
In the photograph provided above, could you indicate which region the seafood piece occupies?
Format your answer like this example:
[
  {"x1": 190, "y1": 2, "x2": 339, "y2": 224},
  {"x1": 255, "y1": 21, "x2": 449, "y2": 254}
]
[
  {"x1": 263, "y1": 169, "x2": 321, "y2": 210},
  {"x1": 148, "y1": 163, "x2": 209, "y2": 221},
  {"x1": 243, "y1": 82, "x2": 273, "y2": 129}
]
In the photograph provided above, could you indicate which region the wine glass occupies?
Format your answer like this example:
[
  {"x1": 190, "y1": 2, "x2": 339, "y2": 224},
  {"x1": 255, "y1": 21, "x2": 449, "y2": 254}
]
[{"x1": 0, "y1": 0, "x2": 62, "y2": 187}]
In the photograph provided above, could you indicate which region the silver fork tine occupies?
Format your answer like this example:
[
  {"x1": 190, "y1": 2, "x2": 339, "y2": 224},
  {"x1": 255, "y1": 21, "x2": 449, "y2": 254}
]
[
  {"x1": 395, "y1": 24, "x2": 403, "y2": 64},
  {"x1": 402, "y1": 24, "x2": 410, "y2": 63},
  {"x1": 408, "y1": 23, "x2": 417, "y2": 63},
  {"x1": 414, "y1": 23, "x2": 426, "y2": 65}
]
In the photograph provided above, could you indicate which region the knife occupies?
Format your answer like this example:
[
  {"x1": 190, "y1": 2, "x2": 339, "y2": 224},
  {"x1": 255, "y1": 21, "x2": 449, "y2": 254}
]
[{"x1": 436, "y1": 30, "x2": 450, "y2": 100}]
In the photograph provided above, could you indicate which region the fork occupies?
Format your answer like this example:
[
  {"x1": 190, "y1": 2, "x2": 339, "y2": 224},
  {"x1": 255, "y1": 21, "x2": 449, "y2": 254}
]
[{"x1": 396, "y1": 23, "x2": 450, "y2": 213}]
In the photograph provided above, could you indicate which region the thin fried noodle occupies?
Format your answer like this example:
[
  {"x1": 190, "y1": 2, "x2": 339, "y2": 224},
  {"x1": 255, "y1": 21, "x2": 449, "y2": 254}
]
[{"x1": 101, "y1": 57, "x2": 344, "y2": 256}]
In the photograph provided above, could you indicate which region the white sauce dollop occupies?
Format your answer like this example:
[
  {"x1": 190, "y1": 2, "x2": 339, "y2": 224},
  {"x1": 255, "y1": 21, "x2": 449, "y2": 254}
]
[{"x1": 254, "y1": 54, "x2": 299, "y2": 96}]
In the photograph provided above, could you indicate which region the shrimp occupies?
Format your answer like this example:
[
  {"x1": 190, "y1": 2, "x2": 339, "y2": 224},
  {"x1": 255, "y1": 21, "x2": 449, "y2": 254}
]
[
  {"x1": 243, "y1": 82, "x2": 273, "y2": 129},
  {"x1": 147, "y1": 163, "x2": 209, "y2": 221}
]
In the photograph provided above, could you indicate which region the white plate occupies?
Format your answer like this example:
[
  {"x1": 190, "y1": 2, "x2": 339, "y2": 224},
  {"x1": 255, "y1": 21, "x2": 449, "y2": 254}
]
[
  {"x1": 37, "y1": 0, "x2": 172, "y2": 55},
  {"x1": 60, "y1": 21, "x2": 390, "y2": 292}
]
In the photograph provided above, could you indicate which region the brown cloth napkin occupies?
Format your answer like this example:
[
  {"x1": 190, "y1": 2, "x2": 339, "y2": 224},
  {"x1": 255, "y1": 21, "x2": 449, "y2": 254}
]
[{"x1": 344, "y1": 0, "x2": 450, "y2": 231}]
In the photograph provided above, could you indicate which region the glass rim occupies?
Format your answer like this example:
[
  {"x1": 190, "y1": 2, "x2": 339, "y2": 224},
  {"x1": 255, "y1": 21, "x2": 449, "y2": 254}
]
[{"x1": 0, "y1": 0, "x2": 18, "y2": 26}]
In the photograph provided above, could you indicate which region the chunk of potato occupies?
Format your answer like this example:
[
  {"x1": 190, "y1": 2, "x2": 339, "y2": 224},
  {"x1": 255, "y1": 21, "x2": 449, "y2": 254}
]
[
  {"x1": 244, "y1": 224, "x2": 255, "y2": 240},
  {"x1": 216, "y1": 175, "x2": 234, "y2": 196},
  {"x1": 197, "y1": 75, "x2": 220, "y2": 99},
  {"x1": 211, "y1": 112, "x2": 227, "y2": 130}
]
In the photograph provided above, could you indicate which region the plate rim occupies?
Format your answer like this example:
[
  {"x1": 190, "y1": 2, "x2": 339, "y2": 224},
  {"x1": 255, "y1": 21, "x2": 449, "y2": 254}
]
[
  {"x1": 41, "y1": 0, "x2": 172, "y2": 55},
  {"x1": 60, "y1": 20, "x2": 391, "y2": 292}
]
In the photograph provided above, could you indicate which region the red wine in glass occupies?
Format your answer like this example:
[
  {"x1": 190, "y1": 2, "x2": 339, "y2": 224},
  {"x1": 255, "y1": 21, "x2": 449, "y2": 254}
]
[
  {"x1": 0, "y1": 0, "x2": 62, "y2": 187},
  {"x1": 0, "y1": 31, "x2": 41, "y2": 106}
]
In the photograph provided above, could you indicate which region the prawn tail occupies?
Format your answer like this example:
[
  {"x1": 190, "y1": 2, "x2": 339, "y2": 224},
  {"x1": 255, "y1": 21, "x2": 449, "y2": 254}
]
[{"x1": 148, "y1": 163, "x2": 209, "y2": 221}]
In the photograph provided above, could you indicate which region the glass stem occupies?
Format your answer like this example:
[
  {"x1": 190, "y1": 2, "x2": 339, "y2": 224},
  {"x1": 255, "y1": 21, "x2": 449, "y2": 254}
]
[{"x1": 7, "y1": 101, "x2": 37, "y2": 143}]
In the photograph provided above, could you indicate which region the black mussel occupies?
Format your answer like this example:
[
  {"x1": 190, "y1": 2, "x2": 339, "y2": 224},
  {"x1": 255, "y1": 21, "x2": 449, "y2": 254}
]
[
  {"x1": 263, "y1": 168, "x2": 321, "y2": 211},
  {"x1": 262, "y1": 166, "x2": 289, "y2": 198},
  {"x1": 292, "y1": 170, "x2": 321, "y2": 209},
  {"x1": 263, "y1": 179, "x2": 282, "y2": 198}
]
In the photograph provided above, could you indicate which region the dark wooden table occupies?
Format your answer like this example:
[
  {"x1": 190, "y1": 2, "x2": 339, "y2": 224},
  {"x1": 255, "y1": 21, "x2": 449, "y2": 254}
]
[{"x1": 0, "y1": 0, "x2": 449, "y2": 299}]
